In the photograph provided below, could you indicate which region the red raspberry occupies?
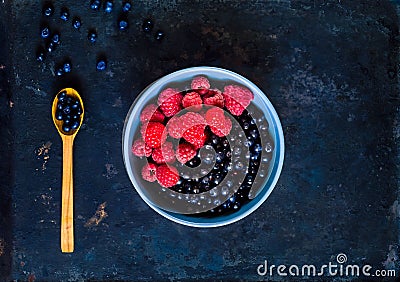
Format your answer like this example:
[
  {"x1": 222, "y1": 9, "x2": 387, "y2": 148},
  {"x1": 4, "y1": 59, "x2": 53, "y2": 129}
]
[
  {"x1": 205, "y1": 107, "x2": 232, "y2": 137},
  {"x1": 140, "y1": 104, "x2": 165, "y2": 123},
  {"x1": 142, "y1": 122, "x2": 167, "y2": 148},
  {"x1": 182, "y1": 91, "x2": 202, "y2": 111},
  {"x1": 131, "y1": 139, "x2": 152, "y2": 157},
  {"x1": 183, "y1": 124, "x2": 207, "y2": 149},
  {"x1": 167, "y1": 116, "x2": 183, "y2": 138},
  {"x1": 211, "y1": 117, "x2": 232, "y2": 137},
  {"x1": 141, "y1": 163, "x2": 157, "y2": 182},
  {"x1": 176, "y1": 143, "x2": 197, "y2": 164},
  {"x1": 191, "y1": 76, "x2": 210, "y2": 92},
  {"x1": 158, "y1": 88, "x2": 183, "y2": 117},
  {"x1": 156, "y1": 164, "x2": 180, "y2": 188},
  {"x1": 223, "y1": 85, "x2": 254, "y2": 116},
  {"x1": 179, "y1": 112, "x2": 207, "y2": 148},
  {"x1": 203, "y1": 89, "x2": 224, "y2": 108},
  {"x1": 152, "y1": 142, "x2": 176, "y2": 164}
]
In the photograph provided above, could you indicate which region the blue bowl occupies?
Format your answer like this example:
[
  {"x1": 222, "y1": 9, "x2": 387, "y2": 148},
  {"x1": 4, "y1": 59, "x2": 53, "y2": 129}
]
[{"x1": 122, "y1": 67, "x2": 284, "y2": 227}]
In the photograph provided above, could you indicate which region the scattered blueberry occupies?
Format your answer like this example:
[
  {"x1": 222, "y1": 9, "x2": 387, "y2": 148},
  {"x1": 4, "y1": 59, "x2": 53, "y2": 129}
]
[
  {"x1": 155, "y1": 30, "x2": 164, "y2": 41},
  {"x1": 51, "y1": 32, "x2": 60, "y2": 44},
  {"x1": 96, "y1": 59, "x2": 107, "y2": 71},
  {"x1": 104, "y1": 0, "x2": 113, "y2": 13},
  {"x1": 56, "y1": 67, "x2": 64, "y2": 76},
  {"x1": 60, "y1": 7, "x2": 70, "y2": 21},
  {"x1": 36, "y1": 46, "x2": 45, "y2": 62},
  {"x1": 40, "y1": 26, "x2": 50, "y2": 39},
  {"x1": 63, "y1": 61, "x2": 71, "y2": 73},
  {"x1": 47, "y1": 41, "x2": 56, "y2": 52},
  {"x1": 118, "y1": 16, "x2": 129, "y2": 30},
  {"x1": 87, "y1": 30, "x2": 97, "y2": 43},
  {"x1": 90, "y1": 0, "x2": 101, "y2": 10},
  {"x1": 122, "y1": 1, "x2": 132, "y2": 12},
  {"x1": 72, "y1": 17, "x2": 81, "y2": 29},
  {"x1": 42, "y1": 2, "x2": 54, "y2": 17},
  {"x1": 142, "y1": 19, "x2": 153, "y2": 33}
]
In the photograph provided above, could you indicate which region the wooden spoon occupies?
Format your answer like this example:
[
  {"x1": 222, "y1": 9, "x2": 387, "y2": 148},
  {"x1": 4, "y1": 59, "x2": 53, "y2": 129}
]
[{"x1": 52, "y1": 88, "x2": 84, "y2": 253}]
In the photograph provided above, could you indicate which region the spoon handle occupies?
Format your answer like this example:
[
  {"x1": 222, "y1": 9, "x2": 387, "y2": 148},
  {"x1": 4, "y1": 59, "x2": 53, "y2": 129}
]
[{"x1": 61, "y1": 136, "x2": 74, "y2": 253}]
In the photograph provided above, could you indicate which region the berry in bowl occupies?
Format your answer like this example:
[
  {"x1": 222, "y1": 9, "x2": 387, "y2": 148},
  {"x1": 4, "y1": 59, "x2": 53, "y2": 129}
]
[{"x1": 122, "y1": 67, "x2": 284, "y2": 227}]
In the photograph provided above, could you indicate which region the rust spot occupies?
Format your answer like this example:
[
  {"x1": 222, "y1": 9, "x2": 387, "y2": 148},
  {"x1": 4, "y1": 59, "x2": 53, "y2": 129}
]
[
  {"x1": 103, "y1": 163, "x2": 118, "y2": 179},
  {"x1": 35, "y1": 141, "x2": 52, "y2": 172},
  {"x1": 85, "y1": 202, "x2": 108, "y2": 227}
]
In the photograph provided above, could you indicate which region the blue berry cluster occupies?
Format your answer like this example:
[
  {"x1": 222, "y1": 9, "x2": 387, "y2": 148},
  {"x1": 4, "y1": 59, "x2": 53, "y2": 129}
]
[{"x1": 55, "y1": 91, "x2": 83, "y2": 134}]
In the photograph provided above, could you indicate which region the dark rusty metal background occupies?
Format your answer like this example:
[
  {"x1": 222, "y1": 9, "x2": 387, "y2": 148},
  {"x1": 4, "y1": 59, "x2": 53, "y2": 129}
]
[{"x1": 0, "y1": 0, "x2": 399, "y2": 281}]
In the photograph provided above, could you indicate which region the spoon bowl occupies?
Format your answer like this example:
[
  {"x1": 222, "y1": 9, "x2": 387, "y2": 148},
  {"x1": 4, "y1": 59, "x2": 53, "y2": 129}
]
[
  {"x1": 52, "y1": 88, "x2": 84, "y2": 253},
  {"x1": 52, "y1": 88, "x2": 84, "y2": 136}
]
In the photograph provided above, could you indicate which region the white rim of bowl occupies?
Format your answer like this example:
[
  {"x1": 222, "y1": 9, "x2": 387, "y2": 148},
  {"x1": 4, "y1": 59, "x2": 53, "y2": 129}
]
[{"x1": 122, "y1": 66, "x2": 285, "y2": 228}]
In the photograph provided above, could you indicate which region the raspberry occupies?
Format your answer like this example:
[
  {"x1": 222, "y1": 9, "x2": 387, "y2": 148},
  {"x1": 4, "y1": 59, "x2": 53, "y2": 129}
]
[
  {"x1": 176, "y1": 143, "x2": 197, "y2": 164},
  {"x1": 205, "y1": 107, "x2": 232, "y2": 137},
  {"x1": 131, "y1": 139, "x2": 152, "y2": 157},
  {"x1": 142, "y1": 122, "x2": 167, "y2": 148},
  {"x1": 179, "y1": 112, "x2": 207, "y2": 148},
  {"x1": 152, "y1": 142, "x2": 176, "y2": 164},
  {"x1": 183, "y1": 124, "x2": 207, "y2": 148},
  {"x1": 223, "y1": 85, "x2": 254, "y2": 116},
  {"x1": 141, "y1": 163, "x2": 157, "y2": 182},
  {"x1": 191, "y1": 76, "x2": 210, "y2": 91},
  {"x1": 156, "y1": 164, "x2": 180, "y2": 188},
  {"x1": 203, "y1": 89, "x2": 224, "y2": 108},
  {"x1": 140, "y1": 104, "x2": 165, "y2": 123},
  {"x1": 158, "y1": 88, "x2": 183, "y2": 117},
  {"x1": 182, "y1": 91, "x2": 202, "y2": 111},
  {"x1": 204, "y1": 107, "x2": 225, "y2": 123},
  {"x1": 167, "y1": 116, "x2": 183, "y2": 138},
  {"x1": 211, "y1": 117, "x2": 232, "y2": 137}
]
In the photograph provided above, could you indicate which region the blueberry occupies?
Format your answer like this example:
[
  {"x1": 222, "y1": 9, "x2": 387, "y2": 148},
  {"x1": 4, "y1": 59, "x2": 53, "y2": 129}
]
[
  {"x1": 60, "y1": 7, "x2": 69, "y2": 21},
  {"x1": 155, "y1": 30, "x2": 164, "y2": 41},
  {"x1": 142, "y1": 19, "x2": 153, "y2": 33},
  {"x1": 36, "y1": 46, "x2": 45, "y2": 62},
  {"x1": 118, "y1": 16, "x2": 128, "y2": 30},
  {"x1": 51, "y1": 32, "x2": 60, "y2": 44},
  {"x1": 104, "y1": 0, "x2": 113, "y2": 13},
  {"x1": 88, "y1": 30, "x2": 97, "y2": 43},
  {"x1": 63, "y1": 105, "x2": 71, "y2": 115},
  {"x1": 56, "y1": 67, "x2": 64, "y2": 76},
  {"x1": 47, "y1": 41, "x2": 56, "y2": 52},
  {"x1": 66, "y1": 96, "x2": 73, "y2": 104},
  {"x1": 122, "y1": 1, "x2": 131, "y2": 12},
  {"x1": 71, "y1": 121, "x2": 80, "y2": 130},
  {"x1": 253, "y1": 143, "x2": 262, "y2": 153},
  {"x1": 90, "y1": 0, "x2": 101, "y2": 10},
  {"x1": 71, "y1": 100, "x2": 80, "y2": 109},
  {"x1": 55, "y1": 110, "x2": 63, "y2": 120},
  {"x1": 77, "y1": 106, "x2": 83, "y2": 115},
  {"x1": 62, "y1": 124, "x2": 71, "y2": 133},
  {"x1": 96, "y1": 59, "x2": 107, "y2": 71},
  {"x1": 57, "y1": 102, "x2": 63, "y2": 110},
  {"x1": 63, "y1": 61, "x2": 71, "y2": 73},
  {"x1": 40, "y1": 26, "x2": 50, "y2": 38},
  {"x1": 58, "y1": 91, "x2": 67, "y2": 101},
  {"x1": 42, "y1": 2, "x2": 54, "y2": 17},
  {"x1": 72, "y1": 17, "x2": 81, "y2": 29}
]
